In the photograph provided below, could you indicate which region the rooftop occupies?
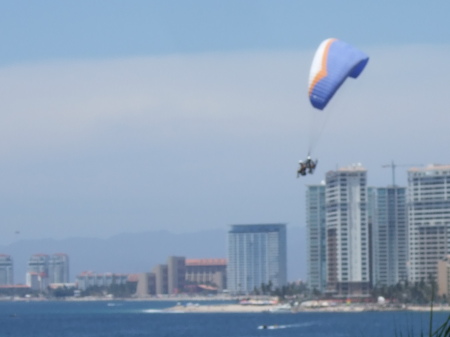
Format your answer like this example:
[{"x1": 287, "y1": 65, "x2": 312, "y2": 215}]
[
  {"x1": 186, "y1": 258, "x2": 227, "y2": 266},
  {"x1": 408, "y1": 164, "x2": 450, "y2": 172}
]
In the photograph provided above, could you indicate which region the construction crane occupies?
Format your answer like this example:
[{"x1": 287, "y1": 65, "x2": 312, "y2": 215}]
[{"x1": 381, "y1": 161, "x2": 422, "y2": 186}]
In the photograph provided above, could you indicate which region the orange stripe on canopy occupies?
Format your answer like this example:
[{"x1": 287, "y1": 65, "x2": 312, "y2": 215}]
[{"x1": 309, "y1": 38, "x2": 336, "y2": 96}]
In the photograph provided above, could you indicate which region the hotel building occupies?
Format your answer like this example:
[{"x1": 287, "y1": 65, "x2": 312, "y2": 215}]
[
  {"x1": 407, "y1": 164, "x2": 450, "y2": 282},
  {"x1": 49, "y1": 253, "x2": 70, "y2": 284},
  {"x1": 76, "y1": 272, "x2": 129, "y2": 291},
  {"x1": 325, "y1": 164, "x2": 370, "y2": 297},
  {"x1": 167, "y1": 256, "x2": 186, "y2": 294},
  {"x1": 370, "y1": 186, "x2": 407, "y2": 286},
  {"x1": 227, "y1": 223, "x2": 287, "y2": 295},
  {"x1": 306, "y1": 184, "x2": 327, "y2": 293},
  {"x1": 26, "y1": 254, "x2": 49, "y2": 288},
  {"x1": 0, "y1": 254, "x2": 13, "y2": 285},
  {"x1": 185, "y1": 258, "x2": 227, "y2": 291},
  {"x1": 152, "y1": 264, "x2": 168, "y2": 295}
]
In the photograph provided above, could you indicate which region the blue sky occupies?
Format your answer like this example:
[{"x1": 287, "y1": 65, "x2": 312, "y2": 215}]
[
  {"x1": 1, "y1": 1, "x2": 449, "y2": 65},
  {"x1": 0, "y1": 1, "x2": 450, "y2": 245}
]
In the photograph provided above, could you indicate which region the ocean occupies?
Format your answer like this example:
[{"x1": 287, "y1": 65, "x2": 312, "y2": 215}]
[{"x1": 0, "y1": 300, "x2": 449, "y2": 337}]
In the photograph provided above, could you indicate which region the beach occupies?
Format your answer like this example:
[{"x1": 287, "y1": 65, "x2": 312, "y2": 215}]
[
  {"x1": 164, "y1": 303, "x2": 450, "y2": 313},
  {"x1": 4, "y1": 295, "x2": 449, "y2": 313},
  {"x1": 166, "y1": 303, "x2": 273, "y2": 313}
]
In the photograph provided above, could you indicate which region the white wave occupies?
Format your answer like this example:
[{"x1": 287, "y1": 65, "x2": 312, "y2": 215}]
[{"x1": 142, "y1": 309, "x2": 185, "y2": 314}]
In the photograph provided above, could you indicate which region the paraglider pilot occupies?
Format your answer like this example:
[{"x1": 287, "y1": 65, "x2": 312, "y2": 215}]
[
  {"x1": 297, "y1": 156, "x2": 318, "y2": 177},
  {"x1": 306, "y1": 156, "x2": 318, "y2": 174},
  {"x1": 297, "y1": 161, "x2": 307, "y2": 177}
]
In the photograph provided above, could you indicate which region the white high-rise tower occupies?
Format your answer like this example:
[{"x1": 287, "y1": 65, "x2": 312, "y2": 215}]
[
  {"x1": 227, "y1": 224, "x2": 287, "y2": 295},
  {"x1": 408, "y1": 164, "x2": 450, "y2": 282},
  {"x1": 49, "y1": 253, "x2": 70, "y2": 283},
  {"x1": 325, "y1": 164, "x2": 370, "y2": 297}
]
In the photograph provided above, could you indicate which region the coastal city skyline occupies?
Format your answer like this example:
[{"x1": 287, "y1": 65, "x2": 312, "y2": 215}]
[
  {"x1": 3, "y1": 162, "x2": 450, "y2": 298},
  {"x1": 307, "y1": 163, "x2": 450, "y2": 298},
  {"x1": 0, "y1": 165, "x2": 450, "y2": 289}
]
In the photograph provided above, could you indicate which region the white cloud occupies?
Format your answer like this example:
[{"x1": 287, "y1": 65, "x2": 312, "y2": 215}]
[{"x1": 0, "y1": 52, "x2": 304, "y2": 157}]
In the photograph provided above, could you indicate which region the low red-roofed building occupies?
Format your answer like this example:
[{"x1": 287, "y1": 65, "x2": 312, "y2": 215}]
[
  {"x1": 75, "y1": 272, "x2": 129, "y2": 290},
  {"x1": 185, "y1": 258, "x2": 227, "y2": 290}
]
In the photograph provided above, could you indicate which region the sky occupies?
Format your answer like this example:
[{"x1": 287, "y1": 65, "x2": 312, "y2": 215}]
[{"x1": 0, "y1": 1, "x2": 450, "y2": 245}]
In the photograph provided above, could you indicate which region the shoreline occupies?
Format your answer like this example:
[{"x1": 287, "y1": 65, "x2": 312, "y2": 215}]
[
  {"x1": 163, "y1": 303, "x2": 450, "y2": 313},
  {"x1": 2, "y1": 296, "x2": 450, "y2": 313}
]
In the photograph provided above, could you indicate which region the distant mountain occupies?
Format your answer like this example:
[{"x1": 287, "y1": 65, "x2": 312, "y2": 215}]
[{"x1": 0, "y1": 226, "x2": 306, "y2": 284}]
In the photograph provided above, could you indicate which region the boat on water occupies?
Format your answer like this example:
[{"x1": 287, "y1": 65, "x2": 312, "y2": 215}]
[
  {"x1": 268, "y1": 304, "x2": 292, "y2": 313},
  {"x1": 258, "y1": 324, "x2": 287, "y2": 330}
]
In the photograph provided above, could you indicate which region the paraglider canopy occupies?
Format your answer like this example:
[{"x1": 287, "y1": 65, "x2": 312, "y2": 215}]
[
  {"x1": 308, "y1": 38, "x2": 369, "y2": 110},
  {"x1": 297, "y1": 39, "x2": 369, "y2": 178}
]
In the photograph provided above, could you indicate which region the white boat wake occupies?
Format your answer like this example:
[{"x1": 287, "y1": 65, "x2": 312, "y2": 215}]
[{"x1": 258, "y1": 322, "x2": 316, "y2": 330}]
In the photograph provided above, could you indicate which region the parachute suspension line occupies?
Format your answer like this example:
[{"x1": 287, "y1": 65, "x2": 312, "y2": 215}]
[{"x1": 307, "y1": 106, "x2": 333, "y2": 156}]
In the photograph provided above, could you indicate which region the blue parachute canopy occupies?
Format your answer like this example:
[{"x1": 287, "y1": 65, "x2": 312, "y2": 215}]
[{"x1": 308, "y1": 38, "x2": 369, "y2": 110}]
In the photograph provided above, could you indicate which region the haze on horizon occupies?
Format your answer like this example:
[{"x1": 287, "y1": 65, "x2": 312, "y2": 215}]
[{"x1": 0, "y1": 1, "x2": 449, "y2": 246}]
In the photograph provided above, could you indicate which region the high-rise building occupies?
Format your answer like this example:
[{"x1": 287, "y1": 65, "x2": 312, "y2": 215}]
[
  {"x1": 49, "y1": 253, "x2": 70, "y2": 283},
  {"x1": 407, "y1": 164, "x2": 450, "y2": 282},
  {"x1": 150, "y1": 257, "x2": 186, "y2": 295},
  {"x1": 135, "y1": 272, "x2": 157, "y2": 297},
  {"x1": 26, "y1": 253, "x2": 69, "y2": 286},
  {"x1": 227, "y1": 223, "x2": 287, "y2": 295},
  {"x1": 370, "y1": 186, "x2": 407, "y2": 286},
  {"x1": 0, "y1": 254, "x2": 13, "y2": 285},
  {"x1": 26, "y1": 254, "x2": 49, "y2": 287},
  {"x1": 167, "y1": 256, "x2": 185, "y2": 294},
  {"x1": 152, "y1": 264, "x2": 168, "y2": 295},
  {"x1": 306, "y1": 184, "x2": 327, "y2": 293},
  {"x1": 325, "y1": 164, "x2": 370, "y2": 297},
  {"x1": 27, "y1": 254, "x2": 49, "y2": 274}
]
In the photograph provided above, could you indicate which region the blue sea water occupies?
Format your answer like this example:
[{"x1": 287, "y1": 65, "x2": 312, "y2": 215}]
[{"x1": 0, "y1": 300, "x2": 449, "y2": 337}]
